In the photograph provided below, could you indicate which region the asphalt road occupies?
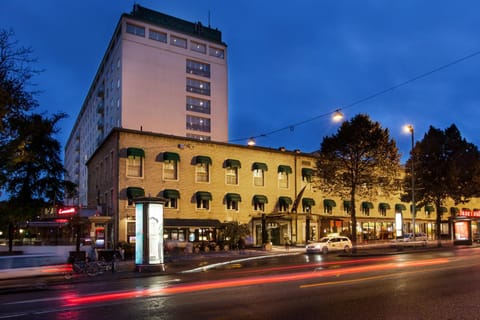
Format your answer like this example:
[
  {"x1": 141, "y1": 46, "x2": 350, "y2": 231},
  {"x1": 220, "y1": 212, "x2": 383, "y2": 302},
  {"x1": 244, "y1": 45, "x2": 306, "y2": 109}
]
[{"x1": 1, "y1": 245, "x2": 479, "y2": 320}]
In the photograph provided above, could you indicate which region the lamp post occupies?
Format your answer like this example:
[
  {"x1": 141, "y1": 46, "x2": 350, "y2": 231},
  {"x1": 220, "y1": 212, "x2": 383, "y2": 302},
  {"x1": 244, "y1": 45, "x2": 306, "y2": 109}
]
[{"x1": 405, "y1": 125, "x2": 416, "y2": 240}]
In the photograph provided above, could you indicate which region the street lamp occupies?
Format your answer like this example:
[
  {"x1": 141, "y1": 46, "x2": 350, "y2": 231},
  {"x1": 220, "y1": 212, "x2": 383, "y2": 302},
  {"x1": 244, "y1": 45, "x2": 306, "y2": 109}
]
[{"x1": 404, "y1": 124, "x2": 416, "y2": 240}]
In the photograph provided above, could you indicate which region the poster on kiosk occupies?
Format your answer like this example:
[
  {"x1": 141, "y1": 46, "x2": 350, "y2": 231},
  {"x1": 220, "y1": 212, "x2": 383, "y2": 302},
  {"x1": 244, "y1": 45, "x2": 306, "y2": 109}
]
[{"x1": 135, "y1": 197, "x2": 165, "y2": 270}]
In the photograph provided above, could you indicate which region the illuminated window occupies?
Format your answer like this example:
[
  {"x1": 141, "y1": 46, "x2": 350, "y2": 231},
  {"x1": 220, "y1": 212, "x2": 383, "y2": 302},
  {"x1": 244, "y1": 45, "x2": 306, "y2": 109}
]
[
  {"x1": 186, "y1": 78, "x2": 210, "y2": 96},
  {"x1": 194, "y1": 156, "x2": 211, "y2": 183},
  {"x1": 209, "y1": 46, "x2": 224, "y2": 59},
  {"x1": 163, "y1": 152, "x2": 179, "y2": 180},
  {"x1": 186, "y1": 96, "x2": 210, "y2": 114},
  {"x1": 196, "y1": 192, "x2": 211, "y2": 210},
  {"x1": 225, "y1": 159, "x2": 240, "y2": 185},
  {"x1": 278, "y1": 165, "x2": 291, "y2": 189},
  {"x1": 170, "y1": 35, "x2": 187, "y2": 48},
  {"x1": 252, "y1": 162, "x2": 267, "y2": 187},
  {"x1": 253, "y1": 195, "x2": 268, "y2": 212},
  {"x1": 191, "y1": 41, "x2": 206, "y2": 54},
  {"x1": 186, "y1": 59, "x2": 210, "y2": 78},
  {"x1": 187, "y1": 115, "x2": 211, "y2": 133},
  {"x1": 226, "y1": 193, "x2": 241, "y2": 211},
  {"x1": 126, "y1": 148, "x2": 144, "y2": 177}
]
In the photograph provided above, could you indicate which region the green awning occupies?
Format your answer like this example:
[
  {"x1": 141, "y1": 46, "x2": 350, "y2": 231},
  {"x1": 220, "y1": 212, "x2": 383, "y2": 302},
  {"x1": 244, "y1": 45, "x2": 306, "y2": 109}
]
[
  {"x1": 324, "y1": 199, "x2": 336, "y2": 208},
  {"x1": 395, "y1": 203, "x2": 407, "y2": 211},
  {"x1": 127, "y1": 147, "x2": 145, "y2": 157},
  {"x1": 226, "y1": 193, "x2": 242, "y2": 202},
  {"x1": 127, "y1": 187, "x2": 145, "y2": 199},
  {"x1": 163, "y1": 152, "x2": 180, "y2": 161},
  {"x1": 425, "y1": 205, "x2": 435, "y2": 212},
  {"x1": 278, "y1": 165, "x2": 292, "y2": 174},
  {"x1": 195, "y1": 156, "x2": 212, "y2": 165},
  {"x1": 302, "y1": 198, "x2": 316, "y2": 206},
  {"x1": 252, "y1": 162, "x2": 268, "y2": 171},
  {"x1": 253, "y1": 195, "x2": 268, "y2": 204},
  {"x1": 279, "y1": 196, "x2": 293, "y2": 205},
  {"x1": 343, "y1": 200, "x2": 352, "y2": 209},
  {"x1": 196, "y1": 191, "x2": 212, "y2": 200},
  {"x1": 301, "y1": 168, "x2": 314, "y2": 177},
  {"x1": 379, "y1": 203, "x2": 391, "y2": 210},
  {"x1": 225, "y1": 159, "x2": 241, "y2": 168},
  {"x1": 440, "y1": 207, "x2": 448, "y2": 213},
  {"x1": 450, "y1": 207, "x2": 459, "y2": 215},
  {"x1": 362, "y1": 201, "x2": 374, "y2": 209},
  {"x1": 163, "y1": 189, "x2": 180, "y2": 199}
]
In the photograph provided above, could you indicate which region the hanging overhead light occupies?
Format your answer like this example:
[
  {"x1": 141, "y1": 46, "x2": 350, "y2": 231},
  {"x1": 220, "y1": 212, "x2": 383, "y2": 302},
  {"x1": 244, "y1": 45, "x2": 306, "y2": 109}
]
[
  {"x1": 247, "y1": 137, "x2": 256, "y2": 146},
  {"x1": 332, "y1": 109, "x2": 344, "y2": 122}
]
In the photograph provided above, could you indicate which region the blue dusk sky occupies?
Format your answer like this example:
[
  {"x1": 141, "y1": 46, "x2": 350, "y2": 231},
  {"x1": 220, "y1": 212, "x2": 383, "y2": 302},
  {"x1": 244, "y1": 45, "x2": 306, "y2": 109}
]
[{"x1": 2, "y1": 1, "x2": 480, "y2": 162}]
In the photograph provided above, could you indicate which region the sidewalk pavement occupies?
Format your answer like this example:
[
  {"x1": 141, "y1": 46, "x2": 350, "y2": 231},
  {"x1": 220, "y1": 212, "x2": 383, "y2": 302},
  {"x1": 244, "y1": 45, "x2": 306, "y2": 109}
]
[{"x1": 0, "y1": 241, "x2": 460, "y2": 293}]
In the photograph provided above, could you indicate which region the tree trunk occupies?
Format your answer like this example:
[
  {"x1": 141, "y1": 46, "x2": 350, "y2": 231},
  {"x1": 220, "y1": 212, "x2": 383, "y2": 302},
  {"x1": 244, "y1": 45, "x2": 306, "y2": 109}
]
[
  {"x1": 435, "y1": 199, "x2": 442, "y2": 247},
  {"x1": 351, "y1": 191, "x2": 357, "y2": 253},
  {"x1": 8, "y1": 222, "x2": 13, "y2": 252}
]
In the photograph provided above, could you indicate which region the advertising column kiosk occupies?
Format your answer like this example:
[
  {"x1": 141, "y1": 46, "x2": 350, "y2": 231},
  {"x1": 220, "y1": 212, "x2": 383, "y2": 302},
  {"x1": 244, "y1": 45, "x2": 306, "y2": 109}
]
[{"x1": 134, "y1": 197, "x2": 166, "y2": 272}]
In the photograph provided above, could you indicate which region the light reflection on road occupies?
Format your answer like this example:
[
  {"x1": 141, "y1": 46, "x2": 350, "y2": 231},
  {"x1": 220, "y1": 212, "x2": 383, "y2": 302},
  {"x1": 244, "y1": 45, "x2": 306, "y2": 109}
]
[{"x1": 63, "y1": 257, "x2": 450, "y2": 307}]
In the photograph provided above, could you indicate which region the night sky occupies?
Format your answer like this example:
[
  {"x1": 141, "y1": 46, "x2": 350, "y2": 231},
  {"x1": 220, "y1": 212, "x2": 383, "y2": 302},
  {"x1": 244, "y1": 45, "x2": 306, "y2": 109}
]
[{"x1": 2, "y1": 0, "x2": 480, "y2": 162}]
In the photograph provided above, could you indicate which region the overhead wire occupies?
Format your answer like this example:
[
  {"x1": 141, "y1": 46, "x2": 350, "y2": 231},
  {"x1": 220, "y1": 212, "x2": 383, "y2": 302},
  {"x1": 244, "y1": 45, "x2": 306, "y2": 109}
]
[{"x1": 228, "y1": 49, "x2": 480, "y2": 144}]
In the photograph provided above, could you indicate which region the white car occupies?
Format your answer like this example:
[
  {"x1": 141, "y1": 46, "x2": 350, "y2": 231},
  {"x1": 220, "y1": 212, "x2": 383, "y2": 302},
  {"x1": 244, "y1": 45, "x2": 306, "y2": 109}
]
[{"x1": 306, "y1": 236, "x2": 352, "y2": 254}]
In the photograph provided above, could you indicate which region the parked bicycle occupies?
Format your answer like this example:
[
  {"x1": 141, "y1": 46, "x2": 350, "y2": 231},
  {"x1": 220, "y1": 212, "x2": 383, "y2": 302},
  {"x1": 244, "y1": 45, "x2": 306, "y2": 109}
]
[{"x1": 64, "y1": 259, "x2": 99, "y2": 279}]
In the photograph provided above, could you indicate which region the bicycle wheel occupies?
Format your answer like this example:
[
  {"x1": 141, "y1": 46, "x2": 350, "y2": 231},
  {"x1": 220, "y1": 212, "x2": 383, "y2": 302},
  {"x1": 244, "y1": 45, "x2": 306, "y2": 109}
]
[{"x1": 86, "y1": 262, "x2": 99, "y2": 276}]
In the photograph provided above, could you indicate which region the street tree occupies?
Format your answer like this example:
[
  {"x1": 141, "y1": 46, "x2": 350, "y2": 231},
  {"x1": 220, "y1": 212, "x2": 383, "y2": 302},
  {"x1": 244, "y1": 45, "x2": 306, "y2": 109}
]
[
  {"x1": 0, "y1": 29, "x2": 77, "y2": 251},
  {"x1": 0, "y1": 29, "x2": 39, "y2": 187},
  {"x1": 315, "y1": 114, "x2": 401, "y2": 249},
  {"x1": 402, "y1": 124, "x2": 480, "y2": 246}
]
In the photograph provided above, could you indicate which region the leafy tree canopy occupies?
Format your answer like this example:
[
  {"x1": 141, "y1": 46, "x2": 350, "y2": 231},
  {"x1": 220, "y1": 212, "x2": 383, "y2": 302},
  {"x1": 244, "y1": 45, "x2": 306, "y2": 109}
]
[{"x1": 316, "y1": 114, "x2": 401, "y2": 244}]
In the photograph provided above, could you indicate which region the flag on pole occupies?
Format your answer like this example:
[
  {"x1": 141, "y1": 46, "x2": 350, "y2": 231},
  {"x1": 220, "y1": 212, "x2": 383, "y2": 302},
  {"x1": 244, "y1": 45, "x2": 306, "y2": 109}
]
[{"x1": 291, "y1": 185, "x2": 307, "y2": 213}]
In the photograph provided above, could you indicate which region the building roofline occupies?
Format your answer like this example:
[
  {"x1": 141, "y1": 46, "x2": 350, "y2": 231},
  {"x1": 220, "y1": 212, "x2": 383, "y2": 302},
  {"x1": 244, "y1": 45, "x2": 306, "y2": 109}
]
[
  {"x1": 86, "y1": 127, "x2": 316, "y2": 164},
  {"x1": 65, "y1": 4, "x2": 227, "y2": 151}
]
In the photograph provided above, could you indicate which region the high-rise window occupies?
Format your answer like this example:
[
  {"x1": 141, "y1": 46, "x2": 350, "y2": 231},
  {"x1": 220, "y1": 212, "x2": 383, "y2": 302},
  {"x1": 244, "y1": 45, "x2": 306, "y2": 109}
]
[
  {"x1": 149, "y1": 29, "x2": 167, "y2": 43},
  {"x1": 191, "y1": 41, "x2": 206, "y2": 54},
  {"x1": 186, "y1": 59, "x2": 210, "y2": 78},
  {"x1": 209, "y1": 46, "x2": 224, "y2": 59},
  {"x1": 186, "y1": 78, "x2": 210, "y2": 96},
  {"x1": 187, "y1": 115, "x2": 211, "y2": 133},
  {"x1": 170, "y1": 35, "x2": 187, "y2": 48},
  {"x1": 126, "y1": 23, "x2": 145, "y2": 37},
  {"x1": 186, "y1": 96, "x2": 210, "y2": 114}
]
